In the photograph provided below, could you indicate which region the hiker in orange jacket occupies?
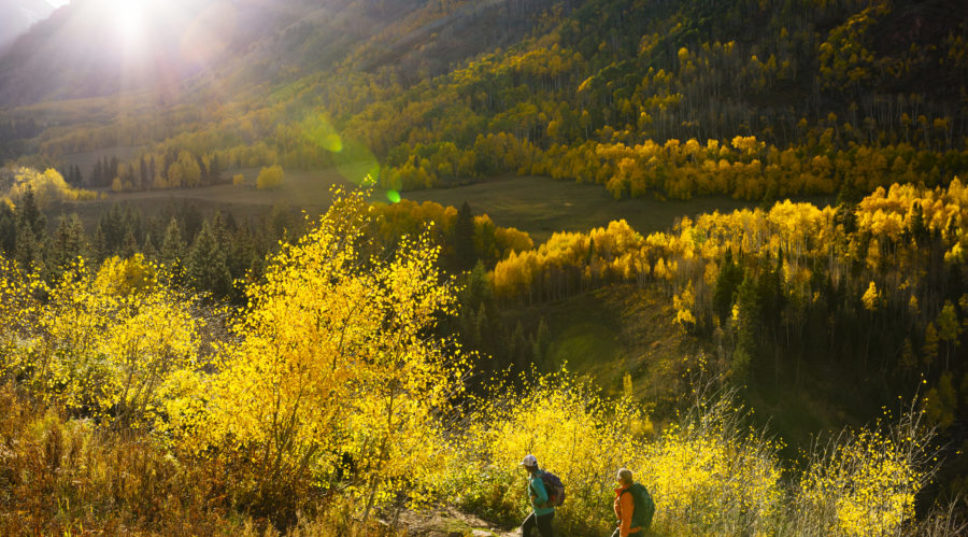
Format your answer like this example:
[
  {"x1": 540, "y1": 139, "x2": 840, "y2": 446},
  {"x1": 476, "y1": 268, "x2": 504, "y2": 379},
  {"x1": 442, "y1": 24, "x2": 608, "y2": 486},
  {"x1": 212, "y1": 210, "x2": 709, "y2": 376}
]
[{"x1": 612, "y1": 467, "x2": 651, "y2": 537}]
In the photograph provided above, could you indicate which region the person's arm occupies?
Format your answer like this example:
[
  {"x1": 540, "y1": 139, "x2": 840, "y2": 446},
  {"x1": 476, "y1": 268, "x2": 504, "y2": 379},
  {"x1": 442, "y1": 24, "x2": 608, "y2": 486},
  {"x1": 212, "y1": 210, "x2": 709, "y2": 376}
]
[
  {"x1": 531, "y1": 475, "x2": 549, "y2": 506},
  {"x1": 619, "y1": 490, "x2": 635, "y2": 537}
]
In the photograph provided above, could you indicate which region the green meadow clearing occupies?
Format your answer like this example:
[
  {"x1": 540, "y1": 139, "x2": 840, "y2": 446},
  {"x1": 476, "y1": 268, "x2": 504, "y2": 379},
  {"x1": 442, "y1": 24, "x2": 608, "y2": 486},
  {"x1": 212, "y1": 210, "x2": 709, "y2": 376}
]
[{"x1": 52, "y1": 164, "x2": 796, "y2": 242}]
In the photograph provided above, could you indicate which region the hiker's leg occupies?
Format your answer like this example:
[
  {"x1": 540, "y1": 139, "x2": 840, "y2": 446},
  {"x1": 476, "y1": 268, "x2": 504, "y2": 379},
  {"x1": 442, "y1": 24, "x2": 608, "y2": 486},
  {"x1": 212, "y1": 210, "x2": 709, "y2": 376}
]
[
  {"x1": 521, "y1": 512, "x2": 537, "y2": 537},
  {"x1": 536, "y1": 512, "x2": 554, "y2": 537}
]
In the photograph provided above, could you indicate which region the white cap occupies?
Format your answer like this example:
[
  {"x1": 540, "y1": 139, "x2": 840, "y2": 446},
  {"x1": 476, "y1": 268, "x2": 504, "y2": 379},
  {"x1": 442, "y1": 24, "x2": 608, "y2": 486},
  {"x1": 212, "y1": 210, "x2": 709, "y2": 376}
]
[{"x1": 520, "y1": 454, "x2": 538, "y2": 467}]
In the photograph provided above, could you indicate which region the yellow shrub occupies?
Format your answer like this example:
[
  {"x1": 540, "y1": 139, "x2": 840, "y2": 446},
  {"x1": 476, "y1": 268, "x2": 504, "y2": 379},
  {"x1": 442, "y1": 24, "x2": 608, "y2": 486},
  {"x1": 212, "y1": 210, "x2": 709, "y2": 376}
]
[
  {"x1": 1, "y1": 257, "x2": 202, "y2": 428},
  {"x1": 195, "y1": 188, "x2": 468, "y2": 516},
  {"x1": 636, "y1": 397, "x2": 783, "y2": 536},
  {"x1": 458, "y1": 372, "x2": 648, "y2": 534},
  {"x1": 797, "y1": 416, "x2": 927, "y2": 537},
  {"x1": 256, "y1": 164, "x2": 284, "y2": 189}
]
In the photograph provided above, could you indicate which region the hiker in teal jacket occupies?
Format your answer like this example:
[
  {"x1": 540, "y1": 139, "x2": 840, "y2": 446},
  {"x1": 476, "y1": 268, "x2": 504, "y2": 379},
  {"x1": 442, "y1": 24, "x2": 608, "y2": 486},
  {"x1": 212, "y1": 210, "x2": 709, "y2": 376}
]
[{"x1": 520, "y1": 454, "x2": 555, "y2": 537}]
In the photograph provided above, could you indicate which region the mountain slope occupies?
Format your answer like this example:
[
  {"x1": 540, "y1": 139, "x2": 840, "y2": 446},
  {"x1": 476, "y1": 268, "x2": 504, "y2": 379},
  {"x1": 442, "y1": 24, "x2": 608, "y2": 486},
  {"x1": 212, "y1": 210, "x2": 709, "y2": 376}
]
[
  {"x1": 2, "y1": 0, "x2": 968, "y2": 205},
  {"x1": 0, "y1": 0, "x2": 60, "y2": 49},
  {"x1": 0, "y1": 0, "x2": 559, "y2": 107}
]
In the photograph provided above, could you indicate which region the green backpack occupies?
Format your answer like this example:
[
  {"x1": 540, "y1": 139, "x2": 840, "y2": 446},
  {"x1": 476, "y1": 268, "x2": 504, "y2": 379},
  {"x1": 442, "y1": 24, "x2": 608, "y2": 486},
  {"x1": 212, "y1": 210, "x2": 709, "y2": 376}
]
[{"x1": 622, "y1": 483, "x2": 655, "y2": 530}]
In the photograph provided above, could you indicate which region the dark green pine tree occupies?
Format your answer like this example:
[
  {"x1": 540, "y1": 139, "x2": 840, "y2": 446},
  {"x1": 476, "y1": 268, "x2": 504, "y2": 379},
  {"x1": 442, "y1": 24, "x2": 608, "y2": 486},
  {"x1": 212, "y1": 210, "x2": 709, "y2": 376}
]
[
  {"x1": 458, "y1": 261, "x2": 501, "y2": 348},
  {"x1": 531, "y1": 318, "x2": 551, "y2": 370},
  {"x1": 160, "y1": 217, "x2": 186, "y2": 281},
  {"x1": 0, "y1": 203, "x2": 15, "y2": 256},
  {"x1": 14, "y1": 187, "x2": 47, "y2": 270},
  {"x1": 733, "y1": 272, "x2": 761, "y2": 382},
  {"x1": 17, "y1": 186, "x2": 45, "y2": 239},
  {"x1": 95, "y1": 204, "x2": 125, "y2": 260},
  {"x1": 712, "y1": 248, "x2": 743, "y2": 326},
  {"x1": 208, "y1": 154, "x2": 221, "y2": 183},
  {"x1": 142, "y1": 232, "x2": 158, "y2": 260},
  {"x1": 14, "y1": 223, "x2": 42, "y2": 271},
  {"x1": 225, "y1": 224, "x2": 258, "y2": 301},
  {"x1": 139, "y1": 157, "x2": 149, "y2": 189},
  {"x1": 509, "y1": 321, "x2": 532, "y2": 372},
  {"x1": 121, "y1": 230, "x2": 139, "y2": 259},
  {"x1": 93, "y1": 160, "x2": 104, "y2": 187},
  {"x1": 454, "y1": 201, "x2": 476, "y2": 271},
  {"x1": 185, "y1": 219, "x2": 232, "y2": 298},
  {"x1": 47, "y1": 213, "x2": 89, "y2": 272}
]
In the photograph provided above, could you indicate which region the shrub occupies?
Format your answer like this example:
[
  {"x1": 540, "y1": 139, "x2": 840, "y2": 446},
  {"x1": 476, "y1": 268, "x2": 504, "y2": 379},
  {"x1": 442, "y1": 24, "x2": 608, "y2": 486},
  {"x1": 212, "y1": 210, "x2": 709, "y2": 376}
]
[
  {"x1": 0, "y1": 257, "x2": 203, "y2": 428},
  {"x1": 186, "y1": 188, "x2": 468, "y2": 522},
  {"x1": 794, "y1": 409, "x2": 934, "y2": 537},
  {"x1": 455, "y1": 371, "x2": 650, "y2": 535},
  {"x1": 256, "y1": 165, "x2": 284, "y2": 189},
  {"x1": 636, "y1": 394, "x2": 783, "y2": 537}
]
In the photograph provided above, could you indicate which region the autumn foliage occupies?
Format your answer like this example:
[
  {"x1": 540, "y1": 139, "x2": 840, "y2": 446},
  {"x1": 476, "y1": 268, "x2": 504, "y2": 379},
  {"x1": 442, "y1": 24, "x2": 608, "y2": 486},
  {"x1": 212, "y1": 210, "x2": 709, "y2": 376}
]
[{"x1": 0, "y1": 190, "x2": 962, "y2": 536}]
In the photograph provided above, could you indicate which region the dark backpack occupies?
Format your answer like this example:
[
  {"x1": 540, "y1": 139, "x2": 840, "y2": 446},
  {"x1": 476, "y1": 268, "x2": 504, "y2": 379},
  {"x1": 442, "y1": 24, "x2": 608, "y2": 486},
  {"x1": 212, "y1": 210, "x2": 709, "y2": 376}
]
[
  {"x1": 622, "y1": 483, "x2": 655, "y2": 530},
  {"x1": 538, "y1": 470, "x2": 566, "y2": 506}
]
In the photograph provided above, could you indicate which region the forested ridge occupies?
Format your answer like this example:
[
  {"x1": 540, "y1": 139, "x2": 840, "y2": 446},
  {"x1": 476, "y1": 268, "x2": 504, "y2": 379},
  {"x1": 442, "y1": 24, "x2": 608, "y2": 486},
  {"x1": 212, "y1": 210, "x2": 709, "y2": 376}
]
[{"x1": 1, "y1": 0, "x2": 967, "y2": 202}]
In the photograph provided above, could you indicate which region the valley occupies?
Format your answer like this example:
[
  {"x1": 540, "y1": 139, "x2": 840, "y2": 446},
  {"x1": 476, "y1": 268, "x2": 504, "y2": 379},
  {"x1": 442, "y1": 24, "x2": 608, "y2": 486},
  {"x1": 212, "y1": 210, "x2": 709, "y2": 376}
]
[{"x1": 1, "y1": 0, "x2": 967, "y2": 535}]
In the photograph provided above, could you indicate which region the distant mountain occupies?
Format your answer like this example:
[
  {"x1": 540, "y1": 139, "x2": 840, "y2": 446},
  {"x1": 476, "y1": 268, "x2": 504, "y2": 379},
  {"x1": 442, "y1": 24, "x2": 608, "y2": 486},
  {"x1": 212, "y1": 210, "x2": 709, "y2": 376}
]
[
  {"x1": 3, "y1": 0, "x2": 967, "y2": 191},
  {"x1": 0, "y1": 0, "x2": 556, "y2": 107},
  {"x1": 0, "y1": 0, "x2": 61, "y2": 49}
]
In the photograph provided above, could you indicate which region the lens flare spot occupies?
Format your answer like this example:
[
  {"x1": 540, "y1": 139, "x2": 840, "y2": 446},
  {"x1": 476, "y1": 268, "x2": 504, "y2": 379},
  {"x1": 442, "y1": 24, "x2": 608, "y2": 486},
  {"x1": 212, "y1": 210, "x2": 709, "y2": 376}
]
[
  {"x1": 301, "y1": 115, "x2": 343, "y2": 153},
  {"x1": 333, "y1": 138, "x2": 380, "y2": 186},
  {"x1": 321, "y1": 134, "x2": 343, "y2": 153},
  {"x1": 386, "y1": 190, "x2": 401, "y2": 203}
]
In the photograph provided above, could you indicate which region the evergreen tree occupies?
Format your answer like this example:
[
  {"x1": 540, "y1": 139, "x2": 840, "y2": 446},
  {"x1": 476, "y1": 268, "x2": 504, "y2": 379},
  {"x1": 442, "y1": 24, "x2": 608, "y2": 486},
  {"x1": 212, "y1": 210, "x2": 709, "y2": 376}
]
[
  {"x1": 733, "y1": 273, "x2": 761, "y2": 382},
  {"x1": 140, "y1": 157, "x2": 149, "y2": 189},
  {"x1": 92, "y1": 223, "x2": 108, "y2": 263},
  {"x1": 47, "y1": 213, "x2": 89, "y2": 271},
  {"x1": 455, "y1": 201, "x2": 476, "y2": 271},
  {"x1": 177, "y1": 203, "x2": 204, "y2": 242},
  {"x1": 225, "y1": 224, "x2": 258, "y2": 302},
  {"x1": 160, "y1": 217, "x2": 186, "y2": 279},
  {"x1": 0, "y1": 204, "x2": 15, "y2": 256},
  {"x1": 121, "y1": 230, "x2": 139, "y2": 259},
  {"x1": 109, "y1": 156, "x2": 119, "y2": 183},
  {"x1": 142, "y1": 232, "x2": 158, "y2": 259},
  {"x1": 508, "y1": 321, "x2": 530, "y2": 371},
  {"x1": 531, "y1": 318, "x2": 551, "y2": 370},
  {"x1": 17, "y1": 186, "x2": 45, "y2": 239},
  {"x1": 209, "y1": 154, "x2": 221, "y2": 183},
  {"x1": 713, "y1": 248, "x2": 743, "y2": 325},
  {"x1": 93, "y1": 160, "x2": 103, "y2": 187},
  {"x1": 14, "y1": 222, "x2": 42, "y2": 271},
  {"x1": 95, "y1": 205, "x2": 124, "y2": 259},
  {"x1": 185, "y1": 219, "x2": 232, "y2": 298},
  {"x1": 122, "y1": 206, "x2": 144, "y2": 246}
]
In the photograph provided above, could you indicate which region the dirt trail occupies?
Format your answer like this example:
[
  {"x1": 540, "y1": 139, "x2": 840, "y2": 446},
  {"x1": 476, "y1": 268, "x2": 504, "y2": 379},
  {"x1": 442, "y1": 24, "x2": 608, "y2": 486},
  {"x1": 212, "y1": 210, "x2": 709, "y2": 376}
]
[{"x1": 394, "y1": 507, "x2": 518, "y2": 537}]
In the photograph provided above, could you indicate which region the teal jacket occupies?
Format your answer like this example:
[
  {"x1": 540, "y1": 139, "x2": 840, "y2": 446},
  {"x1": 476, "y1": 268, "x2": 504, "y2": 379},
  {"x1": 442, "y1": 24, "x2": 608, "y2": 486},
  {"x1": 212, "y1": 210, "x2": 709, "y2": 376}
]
[{"x1": 528, "y1": 469, "x2": 555, "y2": 516}]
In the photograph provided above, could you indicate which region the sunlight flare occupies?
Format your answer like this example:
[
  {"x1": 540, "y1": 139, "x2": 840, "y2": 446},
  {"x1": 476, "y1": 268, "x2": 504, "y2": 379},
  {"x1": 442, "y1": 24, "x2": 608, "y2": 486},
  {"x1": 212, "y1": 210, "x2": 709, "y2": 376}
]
[{"x1": 113, "y1": 0, "x2": 149, "y2": 50}]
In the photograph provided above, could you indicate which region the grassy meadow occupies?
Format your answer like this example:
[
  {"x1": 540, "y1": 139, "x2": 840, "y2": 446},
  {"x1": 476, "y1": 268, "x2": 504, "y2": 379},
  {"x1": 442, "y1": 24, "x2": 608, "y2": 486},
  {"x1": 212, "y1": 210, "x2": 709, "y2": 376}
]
[{"x1": 51, "y1": 156, "x2": 786, "y2": 242}]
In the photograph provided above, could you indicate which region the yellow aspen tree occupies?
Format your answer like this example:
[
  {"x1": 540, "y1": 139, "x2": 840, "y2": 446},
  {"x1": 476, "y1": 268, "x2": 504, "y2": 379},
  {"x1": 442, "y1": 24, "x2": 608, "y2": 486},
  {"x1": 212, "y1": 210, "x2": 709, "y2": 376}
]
[{"x1": 201, "y1": 188, "x2": 468, "y2": 514}]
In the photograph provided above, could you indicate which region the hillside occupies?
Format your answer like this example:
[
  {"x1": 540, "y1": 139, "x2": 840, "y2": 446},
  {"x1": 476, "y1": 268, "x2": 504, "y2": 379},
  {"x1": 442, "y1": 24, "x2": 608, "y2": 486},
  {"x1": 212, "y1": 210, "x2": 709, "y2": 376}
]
[
  {"x1": 1, "y1": 188, "x2": 958, "y2": 537},
  {"x1": 1, "y1": 0, "x2": 966, "y2": 203},
  {"x1": 0, "y1": 0, "x2": 60, "y2": 49},
  {"x1": 2, "y1": 1, "x2": 968, "y2": 533}
]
